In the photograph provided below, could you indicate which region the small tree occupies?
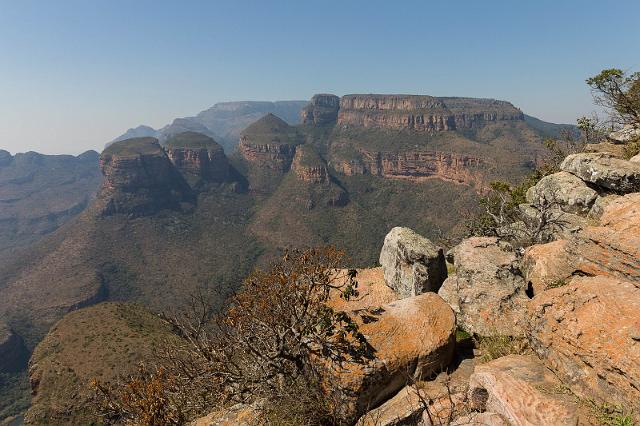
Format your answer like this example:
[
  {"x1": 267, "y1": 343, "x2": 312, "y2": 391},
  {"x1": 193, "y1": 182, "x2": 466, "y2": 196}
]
[
  {"x1": 92, "y1": 247, "x2": 372, "y2": 425},
  {"x1": 586, "y1": 68, "x2": 640, "y2": 126}
]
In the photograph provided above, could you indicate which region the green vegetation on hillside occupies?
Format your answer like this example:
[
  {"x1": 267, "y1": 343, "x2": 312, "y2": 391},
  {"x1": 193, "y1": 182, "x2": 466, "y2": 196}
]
[
  {"x1": 164, "y1": 131, "x2": 222, "y2": 151},
  {"x1": 102, "y1": 137, "x2": 163, "y2": 156}
]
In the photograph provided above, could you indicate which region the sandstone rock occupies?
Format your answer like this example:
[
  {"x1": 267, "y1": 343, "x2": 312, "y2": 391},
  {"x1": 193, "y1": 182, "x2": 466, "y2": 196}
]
[
  {"x1": 527, "y1": 276, "x2": 640, "y2": 412},
  {"x1": 357, "y1": 358, "x2": 476, "y2": 426},
  {"x1": 587, "y1": 194, "x2": 621, "y2": 220},
  {"x1": 584, "y1": 142, "x2": 627, "y2": 158},
  {"x1": 192, "y1": 403, "x2": 261, "y2": 426},
  {"x1": 448, "y1": 412, "x2": 509, "y2": 426},
  {"x1": 607, "y1": 124, "x2": 640, "y2": 144},
  {"x1": 300, "y1": 94, "x2": 340, "y2": 126},
  {"x1": 238, "y1": 114, "x2": 301, "y2": 172},
  {"x1": 631, "y1": 153, "x2": 640, "y2": 163},
  {"x1": 560, "y1": 152, "x2": 640, "y2": 193},
  {"x1": 438, "y1": 237, "x2": 528, "y2": 336},
  {"x1": 517, "y1": 202, "x2": 587, "y2": 241},
  {"x1": 0, "y1": 321, "x2": 28, "y2": 373},
  {"x1": 525, "y1": 171, "x2": 598, "y2": 215},
  {"x1": 332, "y1": 149, "x2": 487, "y2": 188},
  {"x1": 291, "y1": 144, "x2": 329, "y2": 183},
  {"x1": 468, "y1": 355, "x2": 578, "y2": 426},
  {"x1": 327, "y1": 267, "x2": 397, "y2": 312},
  {"x1": 379, "y1": 227, "x2": 447, "y2": 298},
  {"x1": 165, "y1": 131, "x2": 231, "y2": 186},
  {"x1": 566, "y1": 193, "x2": 640, "y2": 282},
  {"x1": 325, "y1": 292, "x2": 456, "y2": 422},
  {"x1": 521, "y1": 240, "x2": 574, "y2": 296},
  {"x1": 98, "y1": 137, "x2": 194, "y2": 216},
  {"x1": 337, "y1": 95, "x2": 523, "y2": 132}
]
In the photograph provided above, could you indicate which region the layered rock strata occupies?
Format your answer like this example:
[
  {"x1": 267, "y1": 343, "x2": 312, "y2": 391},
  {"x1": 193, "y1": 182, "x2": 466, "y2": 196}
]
[
  {"x1": 238, "y1": 113, "x2": 301, "y2": 172},
  {"x1": 99, "y1": 137, "x2": 193, "y2": 215},
  {"x1": 300, "y1": 94, "x2": 340, "y2": 126},
  {"x1": 337, "y1": 95, "x2": 524, "y2": 132},
  {"x1": 164, "y1": 131, "x2": 231, "y2": 185},
  {"x1": 291, "y1": 144, "x2": 329, "y2": 183}
]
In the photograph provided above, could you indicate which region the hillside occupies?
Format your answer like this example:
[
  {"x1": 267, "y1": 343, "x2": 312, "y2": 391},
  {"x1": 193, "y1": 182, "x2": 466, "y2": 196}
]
[
  {"x1": 0, "y1": 150, "x2": 101, "y2": 260},
  {"x1": 0, "y1": 94, "x2": 570, "y2": 422}
]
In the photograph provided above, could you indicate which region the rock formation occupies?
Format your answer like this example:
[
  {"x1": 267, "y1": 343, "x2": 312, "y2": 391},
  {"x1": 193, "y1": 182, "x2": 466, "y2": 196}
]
[
  {"x1": 337, "y1": 95, "x2": 524, "y2": 132},
  {"x1": 525, "y1": 171, "x2": 599, "y2": 215},
  {"x1": 291, "y1": 144, "x2": 329, "y2": 183},
  {"x1": 379, "y1": 227, "x2": 447, "y2": 298},
  {"x1": 438, "y1": 237, "x2": 528, "y2": 337},
  {"x1": 165, "y1": 132, "x2": 231, "y2": 186},
  {"x1": 333, "y1": 150, "x2": 487, "y2": 187},
  {"x1": 560, "y1": 152, "x2": 640, "y2": 193},
  {"x1": 98, "y1": 137, "x2": 194, "y2": 216},
  {"x1": 300, "y1": 94, "x2": 340, "y2": 126},
  {"x1": 527, "y1": 275, "x2": 640, "y2": 412},
  {"x1": 238, "y1": 113, "x2": 301, "y2": 172}
]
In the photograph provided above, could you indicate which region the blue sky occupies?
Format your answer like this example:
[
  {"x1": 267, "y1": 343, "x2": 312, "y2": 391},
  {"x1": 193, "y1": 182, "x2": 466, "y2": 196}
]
[{"x1": 0, "y1": 0, "x2": 639, "y2": 154}]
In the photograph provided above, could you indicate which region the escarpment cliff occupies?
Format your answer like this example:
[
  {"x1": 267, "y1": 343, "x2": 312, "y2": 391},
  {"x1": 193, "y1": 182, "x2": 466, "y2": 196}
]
[
  {"x1": 165, "y1": 132, "x2": 231, "y2": 186},
  {"x1": 98, "y1": 137, "x2": 194, "y2": 216},
  {"x1": 238, "y1": 113, "x2": 302, "y2": 172},
  {"x1": 333, "y1": 149, "x2": 488, "y2": 187},
  {"x1": 301, "y1": 94, "x2": 340, "y2": 126},
  {"x1": 337, "y1": 95, "x2": 524, "y2": 132},
  {"x1": 292, "y1": 145, "x2": 329, "y2": 183}
]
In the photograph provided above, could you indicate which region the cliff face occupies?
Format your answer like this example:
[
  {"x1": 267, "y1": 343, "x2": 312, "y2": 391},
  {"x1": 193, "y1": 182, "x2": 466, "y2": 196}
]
[
  {"x1": 164, "y1": 132, "x2": 231, "y2": 185},
  {"x1": 99, "y1": 137, "x2": 193, "y2": 216},
  {"x1": 301, "y1": 94, "x2": 341, "y2": 126},
  {"x1": 238, "y1": 113, "x2": 301, "y2": 172},
  {"x1": 337, "y1": 95, "x2": 524, "y2": 132},
  {"x1": 0, "y1": 321, "x2": 28, "y2": 373},
  {"x1": 292, "y1": 145, "x2": 329, "y2": 183},
  {"x1": 333, "y1": 150, "x2": 487, "y2": 188}
]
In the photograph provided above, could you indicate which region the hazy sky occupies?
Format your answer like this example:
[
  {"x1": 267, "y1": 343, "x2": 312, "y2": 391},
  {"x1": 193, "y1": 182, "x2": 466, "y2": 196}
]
[{"x1": 1, "y1": 0, "x2": 639, "y2": 155}]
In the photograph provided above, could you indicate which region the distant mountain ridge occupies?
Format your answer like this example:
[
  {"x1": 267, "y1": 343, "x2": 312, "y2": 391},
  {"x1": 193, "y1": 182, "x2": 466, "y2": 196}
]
[{"x1": 111, "y1": 100, "x2": 308, "y2": 152}]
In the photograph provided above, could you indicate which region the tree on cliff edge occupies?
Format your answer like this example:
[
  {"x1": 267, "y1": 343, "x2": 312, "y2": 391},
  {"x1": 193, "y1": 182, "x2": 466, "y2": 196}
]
[{"x1": 586, "y1": 68, "x2": 640, "y2": 126}]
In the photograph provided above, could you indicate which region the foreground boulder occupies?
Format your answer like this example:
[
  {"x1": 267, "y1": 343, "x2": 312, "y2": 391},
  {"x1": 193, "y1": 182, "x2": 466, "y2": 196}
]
[
  {"x1": 438, "y1": 237, "x2": 528, "y2": 336},
  {"x1": 527, "y1": 275, "x2": 640, "y2": 412},
  {"x1": 379, "y1": 227, "x2": 447, "y2": 298},
  {"x1": 326, "y1": 292, "x2": 456, "y2": 422},
  {"x1": 560, "y1": 152, "x2": 640, "y2": 193},
  {"x1": 607, "y1": 124, "x2": 640, "y2": 144},
  {"x1": 521, "y1": 240, "x2": 574, "y2": 296},
  {"x1": 468, "y1": 355, "x2": 579, "y2": 425},
  {"x1": 525, "y1": 171, "x2": 598, "y2": 215}
]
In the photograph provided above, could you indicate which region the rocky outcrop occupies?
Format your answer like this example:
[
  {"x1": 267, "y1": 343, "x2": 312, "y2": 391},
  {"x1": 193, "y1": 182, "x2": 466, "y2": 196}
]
[
  {"x1": 521, "y1": 240, "x2": 574, "y2": 295},
  {"x1": 323, "y1": 292, "x2": 456, "y2": 423},
  {"x1": 607, "y1": 124, "x2": 640, "y2": 144},
  {"x1": 238, "y1": 114, "x2": 300, "y2": 172},
  {"x1": 525, "y1": 171, "x2": 599, "y2": 215},
  {"x1": 300, "y1": 94, "x2": 340, "y2": 126},
  {"x1": 291, "y1": 144, "x2": 329, "y2": 183},
  {"x1": 467, "y1": 355, "x2": 579, "y2": 425},
  {"x1": 527, "y1": 275, "x2": 640, "y2": 412},
  {"x1": 334, "y1": 150, "x2": 487, "y2": 187},
  {"x1": 192, "y1": 403, "x2": 261, "y2": 426},
  {"x1": 98, "y1": 137, "x2": 193, "y2": 216},
  {"x1": 337, "y1": 95, "x2": 523, "y2": 132},
  {"x1": 165, "y1": 132, "x2": 231, "y2": 185},
  {"x1": 379, "y1": 227, "x2": 447, "y2": 298},
  {"x1": 0, "y1": 321, "x2": 28, "y2": 373},
  {"x1": 438, "y1": 237, "x2": 528, "y2": 336},
  {"x1": 560, "y1": 152, "x2": 640, "y2": 193}
]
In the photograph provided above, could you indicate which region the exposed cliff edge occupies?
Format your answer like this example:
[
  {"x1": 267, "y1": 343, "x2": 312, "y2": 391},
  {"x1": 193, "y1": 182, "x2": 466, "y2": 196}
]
[
  {"x1": 238, "y1": 113, "x2": 302, "y2": 172},
  {"x1": 292, "y1": 144, "x2": 329, "y2": 183},
  {"x1": 165, "y1": 131, "x2": 231, "y2": 187},
  {"x1": 300, "y1": 94, "x2": 340, "y2": 126},
  {"x1": 98, "y1": 137, "x2": 194, "y2": 216},
  {"x1": 337, "y1": 95, "x2": 523, "y2": 132}
]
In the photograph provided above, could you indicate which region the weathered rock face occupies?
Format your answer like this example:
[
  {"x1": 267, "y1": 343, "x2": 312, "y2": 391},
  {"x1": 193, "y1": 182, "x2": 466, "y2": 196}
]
[
  {"x1": 291, "y1": 144, "x2": 328, "y2": 183},
  {"x1": 324, "y1": 292, "x2": 456, "y2": 423},
  {"x1": 337, "y1": 95, "x2": 524, "y2": 132},
  {"x1": 379, "y1": 227, "x2": 447, "y2": 298},
  {"x1": 607, "y1": 124, "x2": 640, "y2": 144},
  {"x1": 238, "y1": 113, "x2": 300, "y2": 172},
  {"x1": 521, "y1": 240, "x2": 573, "y2": 296},
  {"x1": 468, "y1": 355, "x2": 579, "y2": 426},
  {"x1": 300, "y1": 94, "x2": 340, "y2": 126},
  {"x1": 334, "y1": 150, "x2": 487, "y2": 187},
  {"x1": 0, "y1": 321, "x2": 28, "y2": 373},
  {"x1": 525, "y1": 171, "x2": 599, "y2": 215},
  {"x1": 561, "y1": 152, "x2": 640, "y2": 193},
  {"x1": 165, "y1": 132, "x2": 231, "y2": 185},
  {"x1": 438, "y1": 237, "x2": 528, "y2": 336},
  {"x1": 191, "y1": 403, "x2": 261, "y2": 426},
  {"x1": 527, "y1": 275, "x2": 640, "y2": 412},
  {"x1": 98, "y1": 137, "x2": 193, "y2": 216}
]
